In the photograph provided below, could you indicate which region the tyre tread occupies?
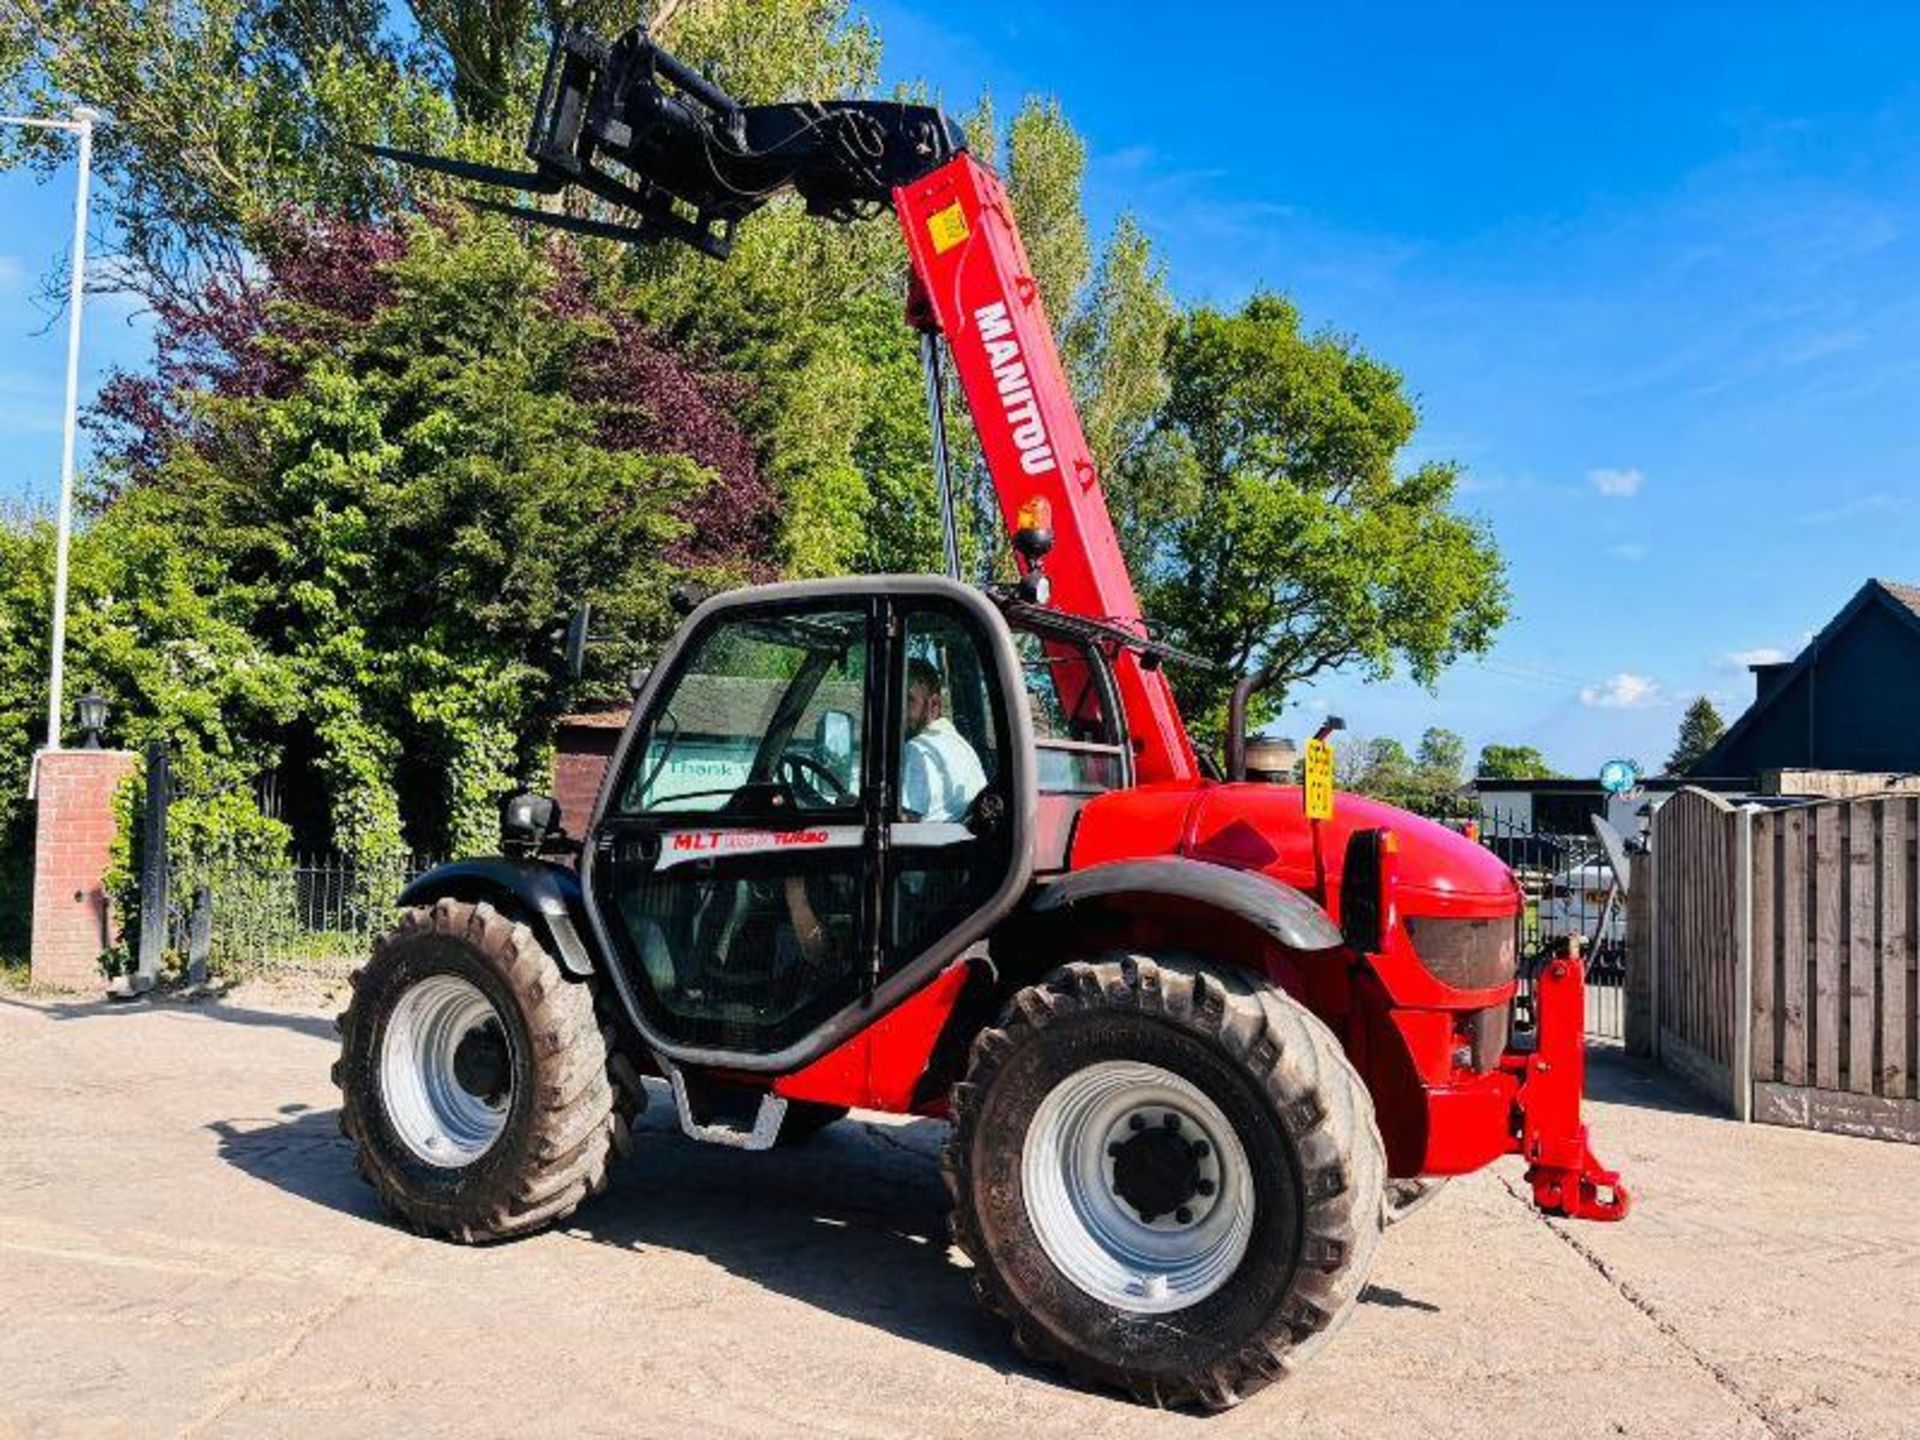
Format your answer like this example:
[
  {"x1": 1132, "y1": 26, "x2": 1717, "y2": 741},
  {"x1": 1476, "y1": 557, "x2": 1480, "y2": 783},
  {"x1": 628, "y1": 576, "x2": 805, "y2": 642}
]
[
  {"x1": 334, "y1": 900, "x2": 625, "y2": 1244},
  {"x1": 943, "y1": 950, "x2": 1386, "y2": 1410}
]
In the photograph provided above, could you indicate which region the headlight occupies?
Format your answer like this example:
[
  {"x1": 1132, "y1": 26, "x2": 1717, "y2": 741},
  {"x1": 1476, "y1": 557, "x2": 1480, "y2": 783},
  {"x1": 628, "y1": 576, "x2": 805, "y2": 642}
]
[{"x1": 1404, "y1": 915, "x2": 1516, "y2": 991}]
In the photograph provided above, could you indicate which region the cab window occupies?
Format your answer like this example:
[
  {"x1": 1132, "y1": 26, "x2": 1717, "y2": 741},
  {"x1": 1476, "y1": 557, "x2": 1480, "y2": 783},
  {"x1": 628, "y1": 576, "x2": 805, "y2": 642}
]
[
  {"x1": 619, "y1": 607, "x2": 867, "y2": 815},
  {"x1": 1013, "y1": 629, "x2": 1126, "y2": 794}
]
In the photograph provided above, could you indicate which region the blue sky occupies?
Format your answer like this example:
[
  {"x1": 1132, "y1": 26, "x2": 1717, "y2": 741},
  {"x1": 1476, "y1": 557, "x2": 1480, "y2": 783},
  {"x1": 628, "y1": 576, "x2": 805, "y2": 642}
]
[
  {"x1": 865, "y1": 1, "x2": 1920, "y2": 774},
  {"x1": 4, "y1": 3, "x2": 1919, "y2": 776}
]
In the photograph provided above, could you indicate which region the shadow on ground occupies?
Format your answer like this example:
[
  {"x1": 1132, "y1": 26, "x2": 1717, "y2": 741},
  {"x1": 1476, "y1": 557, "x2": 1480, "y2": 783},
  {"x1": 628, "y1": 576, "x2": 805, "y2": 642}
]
[
  {"x1": 0, "y1": 991, "x2": 339, "y2": 1042},
  {"x1": 212, "y1": 1096, "x2": 1047, "y2": 1382},
  {"x1": 212, "y1": 1084, "x2": 1436, "y2": 1386},
  {"x1": 1583, "y1": 1046, "x2": 1729, "y2": 1120}
]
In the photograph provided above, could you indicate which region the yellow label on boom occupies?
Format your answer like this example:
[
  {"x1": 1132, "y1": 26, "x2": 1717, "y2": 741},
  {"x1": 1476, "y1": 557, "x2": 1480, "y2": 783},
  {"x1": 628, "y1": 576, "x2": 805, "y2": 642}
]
[
  {"x1": 927, "y1": 202, "x2": 970, "y2": 253},
  {"x1": 1304, "y1": 737, "x2": 1335, "y2": 821}
]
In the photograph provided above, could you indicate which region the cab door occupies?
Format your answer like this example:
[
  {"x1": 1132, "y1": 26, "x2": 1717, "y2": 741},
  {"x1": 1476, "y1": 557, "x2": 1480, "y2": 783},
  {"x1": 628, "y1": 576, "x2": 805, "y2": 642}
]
[
  {"x1": 884, "y1": 596, "x2": 1025, "y2": 971},
  {"x1": 583, "y1": 579, "x2": 1036, "y2": 1070},
  {"x1": 588, "y1": 599, "x2": 880, "y2": 1058}
]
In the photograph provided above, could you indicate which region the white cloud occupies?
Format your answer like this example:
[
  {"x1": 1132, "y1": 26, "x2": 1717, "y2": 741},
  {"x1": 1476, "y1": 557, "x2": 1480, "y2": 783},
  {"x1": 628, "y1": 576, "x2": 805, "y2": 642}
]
[
  {"x1": 1589, "y1": 466, "x2": 1646, "y2": 498},
  {"x1": 1609, "y1": 541, "x2": 1649, "y2": 561},
  {"x1": 1580, "y1": 672, "x2": 1661, "y2": 709},
  {"x1": 1726, "y1": 646, "x2": 1789, "y2": 667}
]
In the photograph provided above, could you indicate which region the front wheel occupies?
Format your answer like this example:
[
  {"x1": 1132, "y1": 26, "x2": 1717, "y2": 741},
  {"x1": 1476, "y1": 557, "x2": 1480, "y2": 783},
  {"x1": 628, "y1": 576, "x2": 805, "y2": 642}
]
[
  {"x1": 944, "y1": 954, "x2": 1385, "y2": 1410},
  {"x1": 333, "y1": 899, "x2": 623, "y2": 1243}
]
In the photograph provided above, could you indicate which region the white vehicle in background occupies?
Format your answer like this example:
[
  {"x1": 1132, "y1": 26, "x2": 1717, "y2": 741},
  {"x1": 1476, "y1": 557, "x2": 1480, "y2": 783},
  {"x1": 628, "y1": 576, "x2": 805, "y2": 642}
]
[{"x1": 1535, "y1": 856, "x2": 1626, "y2": 968}]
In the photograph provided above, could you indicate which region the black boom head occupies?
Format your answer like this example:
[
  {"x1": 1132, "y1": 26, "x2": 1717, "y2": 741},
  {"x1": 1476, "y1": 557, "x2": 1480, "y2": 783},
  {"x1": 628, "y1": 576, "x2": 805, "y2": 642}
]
[{"x1": 368, "y1": 24, "x2": 965, "y2": 259}]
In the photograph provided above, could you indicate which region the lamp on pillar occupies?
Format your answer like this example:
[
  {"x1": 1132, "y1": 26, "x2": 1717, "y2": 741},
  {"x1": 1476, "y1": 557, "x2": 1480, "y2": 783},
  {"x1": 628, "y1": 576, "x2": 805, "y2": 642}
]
[{"x1": 76, "y1": 690, "x2": 107, "y2": 749}]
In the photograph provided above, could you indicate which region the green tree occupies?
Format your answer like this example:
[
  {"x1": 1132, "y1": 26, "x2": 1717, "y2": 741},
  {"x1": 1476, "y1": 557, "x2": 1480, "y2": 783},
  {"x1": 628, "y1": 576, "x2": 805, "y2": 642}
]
[
  {"x1": 2, "y1": 0, "x2": 455, "y2": 305},
  {"x1": 72, "y1": 213, "x2": 749, "y2": 865},
  {"x1": 1415, "y1": 726, "x2": 1467, "y2": 792},
  {"x1": 1073, "y1": 214, "x2": 1178, "y2": 560},
  {"x1": 1142, "y1": 295, "x2": 1509, "y2": 738},
  {"x1": 1667, "y1": 696, "x2": 1726, "y2": 774},
  {"x1": 1353, "y1": 737, "x2": 1414, "y2": 800},
  {"x1": 1476, "y1": 743, "x2": 1560, "y2": 780},
  {"x1": 0, "y1": 495, "x2": 304, "y2": 965},
  {"x1": 1005, "y1": 96, "x2": 1091, "y2": 326}
]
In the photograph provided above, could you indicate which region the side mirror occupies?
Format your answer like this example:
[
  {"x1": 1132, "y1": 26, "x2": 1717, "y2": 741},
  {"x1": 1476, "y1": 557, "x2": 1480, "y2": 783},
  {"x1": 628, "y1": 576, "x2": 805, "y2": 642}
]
[
  {"x1": 502, "y1": 791, "x2": 562, "y2": 856},
  {"x1": 815, "y1": 709, "x2": 854, "y2": 769},
  {"x1": 564, "y1": 603, "x2": 593, "y2": 682}
]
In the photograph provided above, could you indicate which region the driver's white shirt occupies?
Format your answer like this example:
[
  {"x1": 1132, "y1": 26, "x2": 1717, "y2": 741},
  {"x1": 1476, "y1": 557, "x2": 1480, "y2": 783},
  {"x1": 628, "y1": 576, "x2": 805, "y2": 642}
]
[{"x1": 902, "y1": 717, "x2": 987, "y2": 823}]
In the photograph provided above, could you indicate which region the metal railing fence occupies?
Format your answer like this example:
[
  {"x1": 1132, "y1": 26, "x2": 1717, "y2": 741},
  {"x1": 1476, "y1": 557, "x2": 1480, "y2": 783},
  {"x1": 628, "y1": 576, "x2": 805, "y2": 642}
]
[{"x1": 164, "y1": 852, "x2": 442, "y2": 974}]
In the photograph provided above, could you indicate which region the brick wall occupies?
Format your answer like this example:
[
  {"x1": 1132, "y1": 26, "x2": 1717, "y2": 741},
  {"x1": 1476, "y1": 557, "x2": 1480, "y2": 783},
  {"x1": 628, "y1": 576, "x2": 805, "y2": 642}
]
[
  {"x1": 552, "y1": 710, "x2": 629, "y2": 840},
  {"x1": 29, "y1": 749, "x2": 137, "y2": 990}
]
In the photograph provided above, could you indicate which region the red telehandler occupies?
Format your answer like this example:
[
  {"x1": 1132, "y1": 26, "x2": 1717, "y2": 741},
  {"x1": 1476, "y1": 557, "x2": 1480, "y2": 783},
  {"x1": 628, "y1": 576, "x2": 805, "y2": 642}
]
[{"x1": 338, "y1": 23, "x2": 1627, "y2": 1409}]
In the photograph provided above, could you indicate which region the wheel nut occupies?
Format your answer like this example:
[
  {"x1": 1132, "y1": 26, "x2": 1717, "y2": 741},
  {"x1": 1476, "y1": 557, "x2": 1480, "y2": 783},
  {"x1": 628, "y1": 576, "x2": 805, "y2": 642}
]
[
  {"x1": 1107, "y1": 1143, "x2": 1122, "y2": 1159},
  {"x1": 1195, "y1": 1178, "x2": 1215, "y2": 1196},
  {"x1": 1175, "y1": 1206, "x2": 1192, "y2": 1225},
  {"x1": 1162, "y1": 1113, "x2": 1181, "y2": 1131},
  {"x1": 1129, "y1": 1114, "x2": 1147, "y2": 1132},
  {"x1": 1191, "y1": 1139, "x2": 1210, "y2": 1159}
]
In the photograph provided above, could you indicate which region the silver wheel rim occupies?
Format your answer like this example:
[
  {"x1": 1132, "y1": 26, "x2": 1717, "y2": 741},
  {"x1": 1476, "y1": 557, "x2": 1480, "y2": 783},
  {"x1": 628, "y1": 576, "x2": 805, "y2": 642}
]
[
  {"x1": 1021, "y1": 1060, "x2": 1254, "y2": 1314},
  {"x1": 379, "y1": 975, "x2": 513, "y2": 1167}
]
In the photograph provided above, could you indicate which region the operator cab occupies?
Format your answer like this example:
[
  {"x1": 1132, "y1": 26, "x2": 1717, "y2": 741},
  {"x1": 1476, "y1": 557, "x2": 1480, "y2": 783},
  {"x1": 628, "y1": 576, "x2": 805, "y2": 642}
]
[{"x1": 580, "y1": 575, "x2": 1133, "y2": 1064}]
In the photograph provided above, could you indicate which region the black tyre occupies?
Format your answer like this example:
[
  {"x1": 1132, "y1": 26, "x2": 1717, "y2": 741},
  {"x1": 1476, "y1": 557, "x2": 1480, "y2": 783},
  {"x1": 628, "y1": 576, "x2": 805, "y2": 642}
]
[
  {"x1": 944, "y1": 953, "x2": 1385, "y2": 1410},
  {"x1": 334, "y1": 898, "x2": 625, "y2": 1242}
]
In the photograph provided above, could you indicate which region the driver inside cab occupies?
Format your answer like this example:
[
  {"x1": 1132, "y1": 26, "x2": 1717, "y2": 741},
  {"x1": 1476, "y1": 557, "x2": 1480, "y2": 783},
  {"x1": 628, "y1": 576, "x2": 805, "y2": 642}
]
[
  {"x1": 784, "y1": 656, "x2": 985, "y2": 968},
  {"x1": 900, "y1": 657, "x2": 986, "y2": 823}
]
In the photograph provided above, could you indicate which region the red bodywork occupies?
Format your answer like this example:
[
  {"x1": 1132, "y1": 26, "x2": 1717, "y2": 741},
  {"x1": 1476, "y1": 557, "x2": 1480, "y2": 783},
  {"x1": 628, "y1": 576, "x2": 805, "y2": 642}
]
[{"x1": 775, "y1": 153, "x2": 1627, "y2": 1222}]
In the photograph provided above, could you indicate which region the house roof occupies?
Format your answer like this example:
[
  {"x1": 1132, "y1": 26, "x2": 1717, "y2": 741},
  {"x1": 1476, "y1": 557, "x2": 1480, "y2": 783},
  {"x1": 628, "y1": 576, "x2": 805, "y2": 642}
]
[
  {"x1": 559, "y1": 708, "x2": 632, "y2": 732},
  {"x1": 1693, "y1": 578, "x2": 1920, "y2": 776},
  {"x1": 1882, "y1": 579, "x2": 1920, "y2": 622}
]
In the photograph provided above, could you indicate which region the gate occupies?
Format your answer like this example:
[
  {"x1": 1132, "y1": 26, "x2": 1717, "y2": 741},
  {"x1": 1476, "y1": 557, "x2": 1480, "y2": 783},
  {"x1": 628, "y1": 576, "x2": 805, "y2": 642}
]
[{"x1": 1468, "y1": 809, "x2": 1628, "y2": 1043}]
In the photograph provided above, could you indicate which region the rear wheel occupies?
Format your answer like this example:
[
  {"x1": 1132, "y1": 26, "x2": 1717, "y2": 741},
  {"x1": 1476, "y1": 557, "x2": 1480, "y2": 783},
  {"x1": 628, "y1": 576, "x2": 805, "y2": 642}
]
[
  {"x1": 945, "y1": 953, "x2": 1385, "y2": 1410},
  {"x1": 334, "y1": 899, "x2": 624, "y2": 1242}
]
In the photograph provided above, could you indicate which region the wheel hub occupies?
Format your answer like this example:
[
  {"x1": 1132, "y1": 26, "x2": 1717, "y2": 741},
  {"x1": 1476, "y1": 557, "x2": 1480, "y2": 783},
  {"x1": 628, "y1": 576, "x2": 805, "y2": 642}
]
[
  {"x1": 452, "y1": 1021, "x2": 510, "y2": 1107},
  {"x1": 1021, "y1": 1060, "x2": 1254, "y2": 1314},
  {"x1": 1107, "y1": 1114, "x2": 1211, "y2": 1224},
  {"x1": 379, "y1": 974, "x2": 514, "y2": 1167}
]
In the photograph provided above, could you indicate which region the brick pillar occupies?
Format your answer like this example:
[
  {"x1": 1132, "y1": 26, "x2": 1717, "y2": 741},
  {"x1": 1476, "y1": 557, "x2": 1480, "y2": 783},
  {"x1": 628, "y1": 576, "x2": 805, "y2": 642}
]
[
  {"x1": 552, "y1": 709, "x2": 630, "y2": 843},
  {"x1": 29, "y1": 748, "x2": 137, "y2": 991}
]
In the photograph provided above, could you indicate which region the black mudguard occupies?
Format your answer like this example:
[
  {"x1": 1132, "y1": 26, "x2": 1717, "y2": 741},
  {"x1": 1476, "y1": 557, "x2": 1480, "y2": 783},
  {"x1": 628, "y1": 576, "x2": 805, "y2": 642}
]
[
  {"x1": 397, "y1": 858, "x2": 600, "y2": 978},
  {"x1": 1025, "y1": 856, "x2": 1344, "y2": 955}
]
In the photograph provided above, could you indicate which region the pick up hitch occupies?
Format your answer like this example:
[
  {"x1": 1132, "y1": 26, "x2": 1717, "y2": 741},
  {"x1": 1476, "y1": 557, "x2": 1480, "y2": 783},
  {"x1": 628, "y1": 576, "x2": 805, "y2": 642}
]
[{"x1": 1503, "y1": 946, "x2": 1631, "y2": 1222}]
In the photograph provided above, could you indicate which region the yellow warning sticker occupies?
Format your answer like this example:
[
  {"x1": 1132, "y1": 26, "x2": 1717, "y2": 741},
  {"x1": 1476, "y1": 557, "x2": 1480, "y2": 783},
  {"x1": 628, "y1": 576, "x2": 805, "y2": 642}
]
[
  {"x1": 927, "y1": 201, "x2": 970, "y2": 254},
  {"x1": 1304, "y1": 737, "x2": 1335, "y2": 821}
]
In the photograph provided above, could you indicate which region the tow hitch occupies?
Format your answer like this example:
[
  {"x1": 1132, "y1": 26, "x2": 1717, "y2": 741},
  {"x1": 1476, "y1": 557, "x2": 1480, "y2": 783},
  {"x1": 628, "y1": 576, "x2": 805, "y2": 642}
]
[{"x1": 1503, "y1": 946, "x2": 1631, "y2": 1221}]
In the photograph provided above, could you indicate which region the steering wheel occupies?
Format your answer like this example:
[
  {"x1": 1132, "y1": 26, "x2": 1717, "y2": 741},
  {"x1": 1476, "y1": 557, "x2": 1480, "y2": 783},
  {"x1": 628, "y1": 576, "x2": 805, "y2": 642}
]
[{"x1": 778, "y1": 751, "x2": 852, "y2": 808}]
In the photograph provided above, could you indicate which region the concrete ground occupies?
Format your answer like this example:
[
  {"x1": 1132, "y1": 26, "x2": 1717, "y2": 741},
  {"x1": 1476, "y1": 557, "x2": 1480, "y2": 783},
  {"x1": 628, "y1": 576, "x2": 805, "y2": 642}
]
[{"x1": 2, "y1": 985, "x2": 1917, "y2": 1439}]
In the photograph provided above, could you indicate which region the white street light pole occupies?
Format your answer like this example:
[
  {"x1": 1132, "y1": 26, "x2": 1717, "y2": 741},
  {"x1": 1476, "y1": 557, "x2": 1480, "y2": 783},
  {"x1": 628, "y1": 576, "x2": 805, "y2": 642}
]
[{"x1": 1, "y1": 106, "x2": 98, "y2": 751}]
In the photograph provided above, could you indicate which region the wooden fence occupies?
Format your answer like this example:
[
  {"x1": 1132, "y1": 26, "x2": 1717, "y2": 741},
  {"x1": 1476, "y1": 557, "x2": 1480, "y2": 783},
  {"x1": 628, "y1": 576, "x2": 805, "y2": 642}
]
[
  {"x1": 1647, "y1": 787, "x2": 1920, "y2": 1142},
  {"x1": 1650, "y1": 789, "x2": 1744, "y2": 1107}
]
